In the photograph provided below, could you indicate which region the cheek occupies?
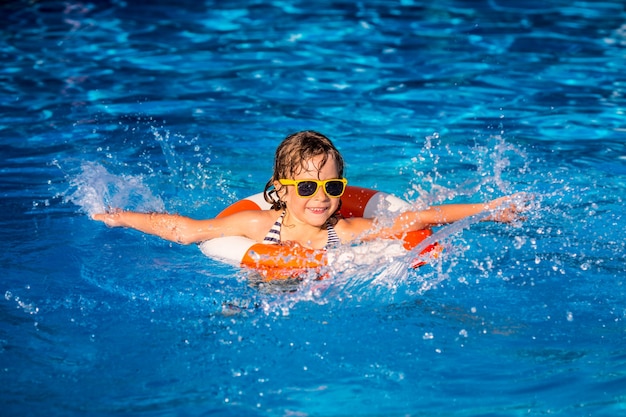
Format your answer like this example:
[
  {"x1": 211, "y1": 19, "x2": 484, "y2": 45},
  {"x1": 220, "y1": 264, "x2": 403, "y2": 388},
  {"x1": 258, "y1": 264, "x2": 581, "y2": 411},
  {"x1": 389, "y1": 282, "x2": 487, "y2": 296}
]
[
  {"x1": 276, "y1": 186, "x2": 289, "y2": 201},
  {"x1": 282, "y1": 188, "x2": 299, "y2": 205}
]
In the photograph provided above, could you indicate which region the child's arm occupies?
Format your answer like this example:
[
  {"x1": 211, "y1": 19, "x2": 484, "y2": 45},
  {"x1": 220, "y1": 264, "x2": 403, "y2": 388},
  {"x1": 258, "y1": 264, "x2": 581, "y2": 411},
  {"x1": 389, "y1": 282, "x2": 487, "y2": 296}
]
[
  {"x1": 92, "y1": 210, "x2": 257, "y2": 245},
  {"x1": 405, "y1": 193, "x2": 527, "y2": 228},
  {"x1": 344, "y1": 193, "x2": 528, "y2": 242}
]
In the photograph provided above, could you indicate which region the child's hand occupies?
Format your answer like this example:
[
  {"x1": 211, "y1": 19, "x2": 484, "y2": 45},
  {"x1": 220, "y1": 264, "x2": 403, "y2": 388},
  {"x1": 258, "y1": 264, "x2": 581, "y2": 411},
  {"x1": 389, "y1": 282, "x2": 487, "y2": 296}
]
[
  {"x1": 92, "y1": 209, "x2": 124, "y2": 227},
  {"x1": 486, "y1": 193, "x2": 531, "y2": 223}
]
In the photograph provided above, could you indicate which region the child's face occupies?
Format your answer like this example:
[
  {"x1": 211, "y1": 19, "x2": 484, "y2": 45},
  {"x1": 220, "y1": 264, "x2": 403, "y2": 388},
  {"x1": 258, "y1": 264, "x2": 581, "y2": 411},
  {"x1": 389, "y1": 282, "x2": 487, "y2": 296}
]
[{"x1": 278, "y1": 153, "x2": 342, "y2": 228}]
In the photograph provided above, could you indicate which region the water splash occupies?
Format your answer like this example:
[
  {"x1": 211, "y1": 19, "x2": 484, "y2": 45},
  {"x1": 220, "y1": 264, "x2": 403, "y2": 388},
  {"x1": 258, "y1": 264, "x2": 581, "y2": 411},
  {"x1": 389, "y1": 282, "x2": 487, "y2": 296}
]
[
  {"x1": 4, "y1": 290, "x2": 39, "y2": 315},
  {"x1": 59, "y1": 123, "x2": 238, "y2": 217},
  {"x1": 406, "y1": 133, "x2": 530, "y2": 205},
  {"x1": 63, "y1": 161, "x2": 165, "y2": 216},
  {"x1": 149, "y1": 127, "x2": 237, "y2": 210},
  {"x1": 471, "y1": 134, "x2": 530, "y2": 194}
]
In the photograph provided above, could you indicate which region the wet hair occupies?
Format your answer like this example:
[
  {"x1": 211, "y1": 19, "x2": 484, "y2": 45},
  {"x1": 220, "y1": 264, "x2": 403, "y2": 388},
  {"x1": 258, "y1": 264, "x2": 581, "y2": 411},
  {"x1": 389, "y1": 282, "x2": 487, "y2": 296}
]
[{"x1": 264, "y1": 131, "x2": 344, "y2": 211}]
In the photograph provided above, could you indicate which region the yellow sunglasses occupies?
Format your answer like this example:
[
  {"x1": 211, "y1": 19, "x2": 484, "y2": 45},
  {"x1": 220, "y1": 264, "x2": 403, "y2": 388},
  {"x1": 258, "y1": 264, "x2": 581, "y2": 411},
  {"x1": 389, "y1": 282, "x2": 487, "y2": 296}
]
[{"x1": 278, "y1": 178, "x2": 348, "y2": 198}]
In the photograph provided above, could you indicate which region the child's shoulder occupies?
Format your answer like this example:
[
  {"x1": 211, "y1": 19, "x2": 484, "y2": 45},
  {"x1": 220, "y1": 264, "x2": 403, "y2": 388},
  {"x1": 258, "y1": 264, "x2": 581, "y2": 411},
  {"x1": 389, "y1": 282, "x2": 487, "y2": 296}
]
[{"x1": 217, "y1": 209, "x2": 282, "y2": 242}]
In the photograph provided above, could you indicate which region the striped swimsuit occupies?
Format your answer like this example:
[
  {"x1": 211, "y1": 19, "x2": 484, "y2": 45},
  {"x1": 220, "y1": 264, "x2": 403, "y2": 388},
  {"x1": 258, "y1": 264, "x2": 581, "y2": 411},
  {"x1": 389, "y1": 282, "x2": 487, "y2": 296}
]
[{"x1": 263, "y1": 211, "x2": 340, "y2": 249}]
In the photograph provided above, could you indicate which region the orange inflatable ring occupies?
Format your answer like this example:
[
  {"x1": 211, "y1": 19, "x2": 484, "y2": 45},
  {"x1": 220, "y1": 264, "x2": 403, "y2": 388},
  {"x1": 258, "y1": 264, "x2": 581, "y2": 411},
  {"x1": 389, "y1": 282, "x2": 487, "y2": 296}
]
[{"x1": 198, "y1": 186, "x2": 438, "y2": 280}]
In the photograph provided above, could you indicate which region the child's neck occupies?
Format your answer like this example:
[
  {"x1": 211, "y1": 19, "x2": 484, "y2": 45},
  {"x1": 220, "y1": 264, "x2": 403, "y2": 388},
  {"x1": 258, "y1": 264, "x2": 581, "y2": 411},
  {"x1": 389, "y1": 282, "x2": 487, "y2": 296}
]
[{"x1": 281, "y1": 211, "x2": 329, "y2": 249}]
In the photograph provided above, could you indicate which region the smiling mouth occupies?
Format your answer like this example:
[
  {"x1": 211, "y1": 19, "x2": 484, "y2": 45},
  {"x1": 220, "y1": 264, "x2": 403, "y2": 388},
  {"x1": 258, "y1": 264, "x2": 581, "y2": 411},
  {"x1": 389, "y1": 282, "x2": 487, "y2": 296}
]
[{"x1": 307, "y1": 207, "x2": 328, "y2": 214}]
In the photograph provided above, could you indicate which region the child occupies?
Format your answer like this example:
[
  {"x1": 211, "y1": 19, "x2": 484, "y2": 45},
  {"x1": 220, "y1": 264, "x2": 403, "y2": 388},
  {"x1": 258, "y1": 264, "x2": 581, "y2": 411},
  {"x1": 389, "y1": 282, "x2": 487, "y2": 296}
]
[{"x1": 93, "y1": 131, "x2": 527, "y2": 250}]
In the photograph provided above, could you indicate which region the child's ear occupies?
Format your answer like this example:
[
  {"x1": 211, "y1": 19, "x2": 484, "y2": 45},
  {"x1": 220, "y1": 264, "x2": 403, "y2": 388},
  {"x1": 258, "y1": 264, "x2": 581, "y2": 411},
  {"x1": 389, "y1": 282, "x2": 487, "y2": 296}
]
[{"x1": 273, "y1": 180, "x2": 285, "y2": 199}]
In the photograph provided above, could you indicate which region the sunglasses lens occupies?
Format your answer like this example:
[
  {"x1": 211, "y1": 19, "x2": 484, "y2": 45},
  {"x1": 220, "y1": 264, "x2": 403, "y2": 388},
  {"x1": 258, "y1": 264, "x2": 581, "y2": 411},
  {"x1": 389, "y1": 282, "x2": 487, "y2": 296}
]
[
  {"x1": 297, "y1": 181, "x2": 318, "y2": 197},
  {"x1": 325, "y1": 180, "x2": 345, "y2": 197}
]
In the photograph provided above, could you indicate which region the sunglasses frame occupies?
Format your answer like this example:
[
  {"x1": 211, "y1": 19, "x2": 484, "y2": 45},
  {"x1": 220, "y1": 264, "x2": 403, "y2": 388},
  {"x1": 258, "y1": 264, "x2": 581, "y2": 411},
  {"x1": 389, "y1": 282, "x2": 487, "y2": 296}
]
[{"x1": 278, "y1": 178, "x2": 348, "y2": 198}]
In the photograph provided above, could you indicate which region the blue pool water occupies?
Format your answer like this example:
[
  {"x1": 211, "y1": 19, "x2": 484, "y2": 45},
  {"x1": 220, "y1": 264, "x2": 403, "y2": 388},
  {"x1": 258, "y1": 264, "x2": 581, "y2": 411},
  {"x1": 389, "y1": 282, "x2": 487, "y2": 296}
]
[{"x1": 2, "y1": 0, "x2": 625, "y2": 415}]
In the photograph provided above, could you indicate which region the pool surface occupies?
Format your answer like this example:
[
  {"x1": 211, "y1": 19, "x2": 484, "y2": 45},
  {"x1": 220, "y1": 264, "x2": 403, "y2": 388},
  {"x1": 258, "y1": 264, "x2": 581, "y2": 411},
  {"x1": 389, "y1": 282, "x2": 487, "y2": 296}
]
[{"x1": 2, "y1": 0, "x2": 625, "y2": 415}]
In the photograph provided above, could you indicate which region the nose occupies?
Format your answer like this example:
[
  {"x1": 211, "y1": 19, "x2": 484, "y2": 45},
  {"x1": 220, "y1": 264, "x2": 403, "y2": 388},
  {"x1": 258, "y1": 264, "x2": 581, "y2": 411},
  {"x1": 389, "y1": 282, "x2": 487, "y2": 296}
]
[{"x1": 312, "y1": 184, "x2": 330, "y2": 201}]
